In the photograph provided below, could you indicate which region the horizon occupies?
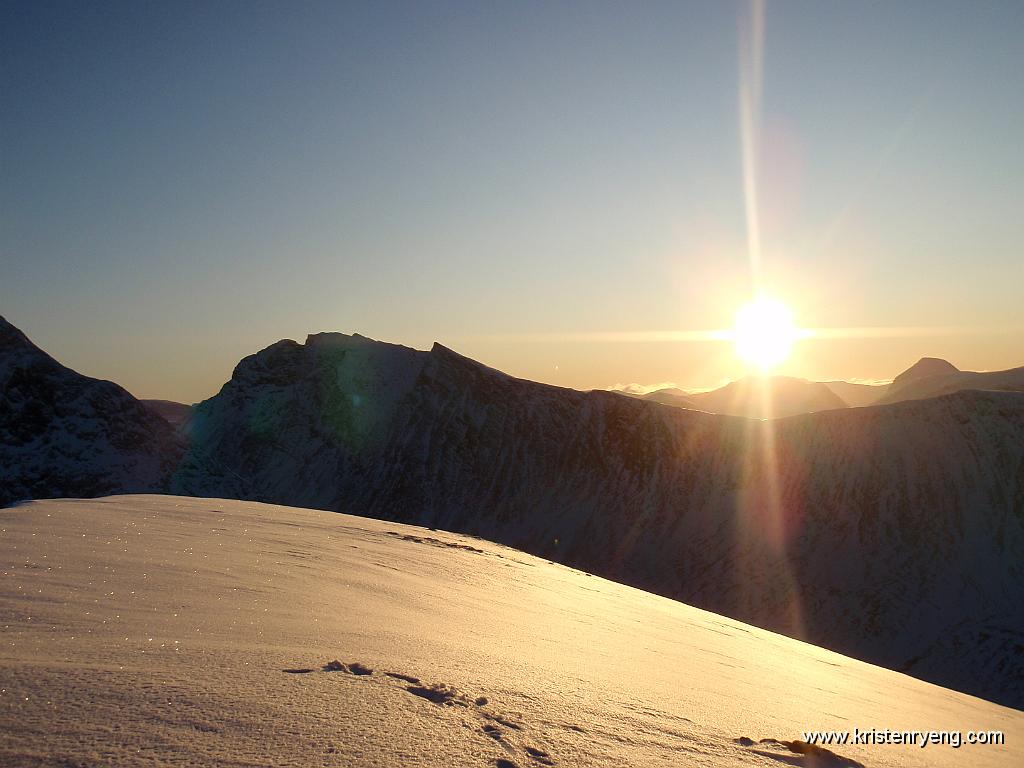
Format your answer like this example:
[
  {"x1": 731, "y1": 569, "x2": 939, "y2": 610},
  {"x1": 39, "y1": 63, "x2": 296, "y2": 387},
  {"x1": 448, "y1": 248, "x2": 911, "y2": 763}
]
[
  {"x1": 4, "y1": 1, "x2": 1024, "y2": 402},
  {"x1": 3, "y1": 311, "x2": 1003, "y2": 404},
  {"x1": 4, "y1": 4, "x2": 1024, "y2": 759},
  {"x1": 1, "y1": 305, "x2": 1017, "y2": 404}
]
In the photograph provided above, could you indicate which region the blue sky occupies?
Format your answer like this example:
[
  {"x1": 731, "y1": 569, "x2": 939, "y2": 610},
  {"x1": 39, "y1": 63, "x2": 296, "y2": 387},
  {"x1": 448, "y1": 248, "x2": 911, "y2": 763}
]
[{"x1": 3, "y1": 1, "x2": 1023, "y2": 401}]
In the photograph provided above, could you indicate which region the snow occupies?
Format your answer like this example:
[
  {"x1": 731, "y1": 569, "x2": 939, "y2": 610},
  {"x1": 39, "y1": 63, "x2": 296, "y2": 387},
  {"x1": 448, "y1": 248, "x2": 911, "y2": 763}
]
[
  {"x1": 0, "y1": 316, "x2": 183, "y2": 507},
  {"x1": 5, "y1": 320, "x2": 1024, "y2": 711},
  {"x1": 1, "y1": 495, "x2": 1020, "y2": 767},
  {"x1": 878, "y1": 363, "x2": 1024, "y2": 405},
  {"x1": 173, "y1": 329, "x2": 1024, "y2": 709}
]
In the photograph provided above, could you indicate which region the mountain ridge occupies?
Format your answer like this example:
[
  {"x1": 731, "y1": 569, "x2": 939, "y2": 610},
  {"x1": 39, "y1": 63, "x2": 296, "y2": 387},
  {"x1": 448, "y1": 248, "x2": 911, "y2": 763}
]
[
  {"x1": 0, "y1": 315, "x2": 184, "y2": 507},
  {"x1": 170, "y1": 330, "x2": 1024, "y2": 708},
  {"x1": 878, "y1": 360, "x2": 1024, "y2": 406},
  {"x1": 891, "y1": 356, "x2": 960, "y2": 389},
  {"x1": 3, "y1": 319, "x2": 1023, "y2": 708}
]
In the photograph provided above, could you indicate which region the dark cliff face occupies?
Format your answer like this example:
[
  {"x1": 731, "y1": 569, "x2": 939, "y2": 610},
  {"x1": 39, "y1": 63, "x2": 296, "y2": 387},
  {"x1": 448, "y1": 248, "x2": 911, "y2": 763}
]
[
  {"x1": 174, "y1": 333, "x2": 429, "y2": 509},
  {"x1": 4, "y1": 319, "x2": 1024, "y2": 707},
  {"x1": 0, "y1": 316, "x2": 184, "y2": 507},
  {"x1": 141, "y1": 400, "x2": 192, "y2": 428},
  {"x1": 179, "y1": 332, "x2": 1024, "y2": 708}
]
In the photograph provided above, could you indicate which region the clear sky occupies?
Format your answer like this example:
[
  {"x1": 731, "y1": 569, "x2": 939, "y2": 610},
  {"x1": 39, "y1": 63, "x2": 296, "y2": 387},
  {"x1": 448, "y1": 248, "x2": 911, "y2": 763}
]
[{"x1": 3, "y1": 0, "x2": 1023, "y2": 402}]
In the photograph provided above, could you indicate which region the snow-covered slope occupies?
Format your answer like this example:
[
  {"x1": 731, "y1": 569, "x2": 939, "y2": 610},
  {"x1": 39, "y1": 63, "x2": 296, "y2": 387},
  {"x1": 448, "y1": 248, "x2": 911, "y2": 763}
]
[
  {"x1": 2, "y1": 495, "x2": 1020, "y2": 767},
  {"x1": 0, "y1": 316, "x2": 184, "y2": 507},
  {"x1": 638, "y1": 388, "x2": 698, "y2": 409},
  {"x1": 823, "y1": 380, "x2": 888, "y2": 407},
  {"x1": 893, "y1": 357, "x2": 960, "y2": 387},
  {"x1": 176, "y1": 333, "x2": 1024, "y2": 709},
  {"x1": 688, "y1": 376, "x2": 849, "y2": 417},
  {"x1": 177, "y1": 332, "x2": 429, "y2": 509},
  {"x1": 626, "y1": 377, "x2": 849, "y2": 417},
  {"x1": 878, "y1": 358, "x2": 1024, "y2": 405},
  {"x1": 141, "y1": 399, "x2": 192, "y2": 428}
]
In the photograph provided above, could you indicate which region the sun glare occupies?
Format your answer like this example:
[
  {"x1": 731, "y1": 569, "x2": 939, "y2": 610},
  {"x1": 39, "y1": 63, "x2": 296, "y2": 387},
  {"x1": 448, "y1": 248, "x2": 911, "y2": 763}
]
[{"x1": 733, "y1": 296, "x2": 797, "y2": 370}]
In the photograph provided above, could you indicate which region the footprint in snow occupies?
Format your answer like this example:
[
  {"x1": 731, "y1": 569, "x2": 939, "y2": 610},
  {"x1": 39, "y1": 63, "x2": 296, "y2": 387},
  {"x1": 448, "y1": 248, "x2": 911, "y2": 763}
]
[
  {"x1": 735, "y1": 736, "x2": 865, "y2": 768},
  {"x1": 290, "y1": 662, "x2": 559, "y2": 766},
  {"x1": 384, "y1": 671, "x2": 421, "y2": 684},
  {"x1": 325, "y1": 660, "x2": 373, "y2": 675},
  {"x1": 282, "y1": 660, "x2": 373, "y2": 675},
  {"x1": 524, "y1": 745, "x2": 554, "y2": 765}
]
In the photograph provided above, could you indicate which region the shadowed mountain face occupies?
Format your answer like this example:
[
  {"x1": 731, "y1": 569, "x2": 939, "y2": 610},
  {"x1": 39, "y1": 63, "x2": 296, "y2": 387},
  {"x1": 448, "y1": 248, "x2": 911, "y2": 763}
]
[
  {"x1": 142, "y1": 399, "x2": 192, "y2": 428},
  {"x1": 3, "y1": 320, "x2": 1023, "y2": 707},
  {"x1": 176, "y1": 332, "x2": 430, "y2": 510},
  {"x1": 638, "y1": 388, "x2": 697, "y2": 409},
  {"x1": 878, "y1": 357, "x2": 1024, "y2": 406},
  {"x1": 892, "y1": 357, "x2": 960, "y2": 388},
  {"x1": 0, "y1": 316, "x2": 184, "y2": 507},
  {"x1": 174, "y1": 332, "x2": 1024, "y2": 708},
  {"x1": 689, "y1": 376, "x2": 847, "y2": 418},
  {"x1": 625, "y1": 377, "x2": 851, "y2": 417},
  {"x1": 823, "y1": 380, "x2": 888, "y2": 407}
]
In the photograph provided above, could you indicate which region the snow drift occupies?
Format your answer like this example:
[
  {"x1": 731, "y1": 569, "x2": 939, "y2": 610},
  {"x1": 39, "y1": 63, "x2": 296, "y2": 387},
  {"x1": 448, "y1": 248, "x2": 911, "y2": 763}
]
[{"x1": 1, "y1": 495, "x2": 1020, "y2": 767}]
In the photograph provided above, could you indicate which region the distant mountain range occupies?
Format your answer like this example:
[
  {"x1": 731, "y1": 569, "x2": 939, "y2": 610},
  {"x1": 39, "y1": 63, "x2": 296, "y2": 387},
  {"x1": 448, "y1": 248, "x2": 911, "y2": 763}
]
[
  {"x1": 2, "y1": 315, "x2": 1023, "y2": 709},
  {"x1": 877, "y1": 358, "x2": 1024, "y2": 406},
  {"x1": 622, "y1": 357, "x2": 1024, "y2": 418},
  {"x1": 141, "y1": 399, "x2": 193, "y2": 427},
  {"x1": 623, "y1": 376, "x2": 849, "y2": 418}
]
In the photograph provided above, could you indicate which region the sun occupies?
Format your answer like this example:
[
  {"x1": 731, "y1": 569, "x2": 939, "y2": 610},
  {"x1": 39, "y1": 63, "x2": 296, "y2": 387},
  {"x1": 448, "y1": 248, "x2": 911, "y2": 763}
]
[{"x1": 733, "y1": 296, "x2": 797, "y2": 370}]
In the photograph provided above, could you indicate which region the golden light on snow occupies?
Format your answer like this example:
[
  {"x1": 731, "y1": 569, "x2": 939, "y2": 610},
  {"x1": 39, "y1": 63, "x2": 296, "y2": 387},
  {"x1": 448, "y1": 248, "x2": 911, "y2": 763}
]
[{"x1": 732, "y1": 296, "x2": 797, "y2": 370}]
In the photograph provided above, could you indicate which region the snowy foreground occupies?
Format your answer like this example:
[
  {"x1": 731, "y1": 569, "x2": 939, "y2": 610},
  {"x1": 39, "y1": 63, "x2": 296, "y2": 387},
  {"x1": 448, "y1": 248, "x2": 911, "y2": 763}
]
[{"x1": 1, "y1": 496, "x2": 1020, "y2": 768}]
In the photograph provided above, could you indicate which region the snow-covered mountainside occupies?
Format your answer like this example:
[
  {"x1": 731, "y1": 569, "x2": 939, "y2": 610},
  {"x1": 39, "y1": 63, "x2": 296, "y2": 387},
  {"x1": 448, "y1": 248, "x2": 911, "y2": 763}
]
[
  {"x1": 823, "y1": 380, "x2": 888, "y2": 407},
  {"x1": 0, "y1": 316, "x2": 184, "y2": 507},
  {"x1": 878, "y1": 357, "x2": 1024, "y2": 405},
  {"x1": 2, "y1": 495, "x2": 1020, "y2": 767},
  {"x1": 141, "y1": 399, "x2": 192, "y2": 428},
  {"x1": 176, "y1": 333, "x2": 1024, "y2": 709},
  {"x1": 177, "y1": 332, "x2": 430, "y2": 509},
  {"x1": 637, "y1": 388, "x2": 698, "y2": 409},
  {"x1": 690, "y1": 375, "x2": 848, "y2": 417},
  {"x1": 624, "y1": 376, "x2": 849, "y2": 417},
  {"x1": 892, "y1": 357, "x2": 960, "y2": 388}
]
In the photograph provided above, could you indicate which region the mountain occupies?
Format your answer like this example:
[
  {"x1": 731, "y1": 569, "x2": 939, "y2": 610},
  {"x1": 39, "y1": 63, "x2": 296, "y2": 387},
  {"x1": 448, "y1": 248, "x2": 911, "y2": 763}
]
[
  {"x1": 4, "y1": 321, "x2": 1022, "y2": 707},
  {"x1": 892, "y1": 356, "x2": 960, "y2": 388},
  {"x1": 175, "y1": 331, "x2": 1024, "y2": 708},
  {"x1": 686, "y1": 375, "x2": 848, "y2": 417},
  {"x1": 627, "y1": 377, "x2": 849, "y2": 418},
  {"x1": 637, "y1": 388, "x2": 697, "y2": 409},
  {"x1": 878, "y1": 358, "x2": 1024, "y2": 405},
  {"x1": 823, "y1": 380, "x2": 888, "y2": 407},
  {"x1": 141, "y1": 399, "x2": 192, "y2": 427},
  {"x1": 0, "y1": 316, "x2": 184, "y2": 507},
  {"x1": 176, "y1": 332, "x2": 430, "y2": 508},
  {"x1": 3, "y1": 495, "x2": 1020, "y2": 767}
]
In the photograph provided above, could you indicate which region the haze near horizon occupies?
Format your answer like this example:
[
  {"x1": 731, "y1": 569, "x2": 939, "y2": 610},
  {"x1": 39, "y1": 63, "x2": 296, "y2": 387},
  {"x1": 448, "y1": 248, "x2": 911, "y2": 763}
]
[{"x1": 3, "y1": 0, "x2": 1023, "y2": 402}]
